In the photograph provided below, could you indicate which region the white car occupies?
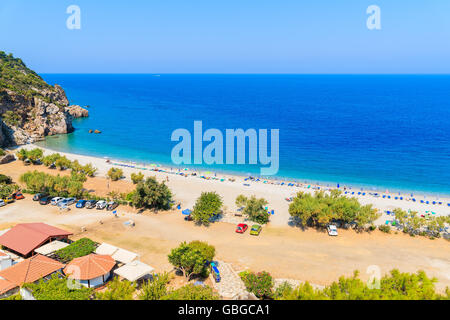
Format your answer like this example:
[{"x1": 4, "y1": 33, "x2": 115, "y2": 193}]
[
  {"x1": 96, "y1": 200, "x2": 107, "y2": 210},
  {"x1": 51, "y1": 197, "x2": 64, "y2": 206},
  {"x1": 327, "y1": 225, "x2": 338, "y2": 236},
  {"x1": 0, "y1": 199, "x2": 5, "y2": 207},
  {"x1": 57, "y1": 197, "x2": 77, "y2": 208}
]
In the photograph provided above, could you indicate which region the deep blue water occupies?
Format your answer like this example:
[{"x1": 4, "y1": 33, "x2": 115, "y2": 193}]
[{"x1": 37, "y1": 74, "x2": 450, "y2": 195}]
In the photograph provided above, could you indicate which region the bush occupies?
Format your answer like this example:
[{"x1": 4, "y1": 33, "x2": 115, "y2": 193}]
[
  {"x1": 107, "y1": 167, "x2": 123, "y2": 181},
  {"x1": 289, "y1": 190, "x2": 380, "y2": 230},
  {"x1": 138, "y1": 273, "x2": 171, "y2": 300},
  {"x1": 240, "y1": 271, "x2": 274, "y2": 299},
  {"x1": 0, "y1": 174, "x2": 12, "y2": 184},
  {"x1": 0, "y1": 148, "x2": 5, "y2": 156},
  {"x1": 191, "y1": 192, "x2": 223, "y2": 226},
  {"x1": 54, "y1": 238, "x2": 96, "y2": 262},
  {"x1": 131, "y1": 172, "x2": 144, "y2": 184},
  {"x1": 23, "y1": 274, "x2": 93, "y2": 300},
  {"x1": 168, "y1": 241, "x2": 215, "y2": 280},
  {"x1": 161, "y1": 284, "x2": 219, "y2": 300},
  {"x1": 95, "y1": 277, "x2": 135, "y2": 300},
  {"x1": 378, "y1": 225, "x2": 391, "y2": 233},
  {"x1": 132, "y1": 177, "x2": 172, "y2": 210},
  {"x1": 19, "y1": 170, "x2": 85, "y2": 198},
  {"x1": 237, "y1": 195, "x2": 270, "y2": 224}
]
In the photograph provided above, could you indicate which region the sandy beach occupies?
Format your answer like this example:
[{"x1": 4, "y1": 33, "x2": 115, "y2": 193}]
[{"x1": 14, "y1": 144, "x2": 450, "y2": 227}]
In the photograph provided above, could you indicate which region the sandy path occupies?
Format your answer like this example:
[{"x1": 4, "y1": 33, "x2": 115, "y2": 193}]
[{"x1": 0, "y1": 198, "x2": 449, "y2": 291}]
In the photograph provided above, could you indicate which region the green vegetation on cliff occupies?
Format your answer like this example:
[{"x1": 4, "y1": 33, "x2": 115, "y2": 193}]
[{"x1": 0, "y1": 51, "x2": 52, "y2": 100}]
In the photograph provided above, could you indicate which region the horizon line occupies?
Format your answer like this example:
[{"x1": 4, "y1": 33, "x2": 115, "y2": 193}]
[{"x1": 39, "y1": 72, "x2": 450, "y2": 76}]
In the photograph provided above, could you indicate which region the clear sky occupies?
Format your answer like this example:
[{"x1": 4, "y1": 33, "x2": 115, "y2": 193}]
[{"x1": 1, "y1": 0, "x2": 449, "y2": 73}]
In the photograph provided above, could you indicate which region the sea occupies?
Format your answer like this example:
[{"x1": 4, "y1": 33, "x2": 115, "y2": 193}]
[{"x1": 36, "y1": 74, "x2": 450, "y2": 196}]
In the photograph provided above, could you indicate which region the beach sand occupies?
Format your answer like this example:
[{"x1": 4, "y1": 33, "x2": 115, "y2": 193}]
[{"x1": 12, "y1": 144, "x2": 450, "y2": 227}]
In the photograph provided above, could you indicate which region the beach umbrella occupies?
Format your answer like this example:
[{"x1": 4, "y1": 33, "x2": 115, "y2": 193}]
[{"x1": 182, "y1": 209, "x2": 192, "y2": 215}]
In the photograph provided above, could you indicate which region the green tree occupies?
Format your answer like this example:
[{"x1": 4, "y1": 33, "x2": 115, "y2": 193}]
[
  {"x1": 138, "y1": 273, "x2": 171, "y2": 300},
  {"x1": 131, "y1": 172, "x2": 144, "y2": 184},
  {"x1": 55, "y1": 156, "x2": 71, "y2": 170},
  {"x1": 168, "y1": 241, "x2": 215, "y2": 280},
  {"x1": 240, "y1": 196, "x2": 270, "y2": 224},
  {"x1": 107, "y1": 167, "x2": 123, "y2": 181},
  {"x1": 16, "y1": 149, "x2": 28, "y2": 161},
  {"x1": 27, "y1": 148, "x2": 43, "y2": 163},
  {"x1": 162, "y1": 284, "x2": 219, "y2": 300},
  {"x1": 191, "y1": 192, "x2": 223, "y2": 226},
  {"x1": 95, "y1": 277, "x2": 136, "y2": 300},
  {"x1": 42, "y1": 153, "x2": 62, "y2": 167},
  {"x1": 82, "y1": 163, "x2": 97, "y2": 177},
  {"x1": 276, "y1": 269, "x2": 449, "y2": 300},
  {"x1": 132, "y1": 177, "x2": 172, "y2": 210}
]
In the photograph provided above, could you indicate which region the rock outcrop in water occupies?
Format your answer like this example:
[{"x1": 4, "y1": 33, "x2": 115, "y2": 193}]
[
  {"x1": 0, "y1": 51, "x2": 87, "y2": 147},
  {"x1": 66, "y1": 105, "x2": 89, "y2": 118}
]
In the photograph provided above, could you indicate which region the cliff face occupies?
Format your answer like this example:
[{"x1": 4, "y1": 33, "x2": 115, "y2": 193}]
[{"x1": 0, "y1": 51, "x2": 87, "y2": 147}]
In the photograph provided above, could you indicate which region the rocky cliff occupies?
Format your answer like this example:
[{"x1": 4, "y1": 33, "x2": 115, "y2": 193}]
[{"x1": 0, "y1": 51, "x2": 88, "y2": 147}]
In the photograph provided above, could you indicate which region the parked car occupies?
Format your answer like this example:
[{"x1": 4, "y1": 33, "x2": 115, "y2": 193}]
[
  {"x1": 33, "y1": 193, "x2": 48, "y2": 201},
  {"x1": 58, "y1": 197, "x2": 77, "y2": 207},
  {"x1": 76, "y1": 200, "x2": 87, "y2": 208},
  {"x1": 106, "y1": 201, "x2": 119, "y2": 211},
  {"x1": 51, "y1": 197, "x2": 64, "y2": 206},
  {"x1": 85, "y1": 200, "x2": 98, "y2": 209},
  {"x1": 49, "y1": 163, "x2": 56, "y2": 169},
  {"x1": 327, "y1": 224, "x2": 338, "y2": 236},
  {"x1": 12, "y1": 192, "x2": 25, "y2": 200},
  {"x1": 96, "y1": 200, "x2": 107, "y2": 210},
  {"x1": 3, "y1": 196, "x2": 15, "y2": 204},
  {"x1": 0, "y1": 199, "x2": 5, "y2": 207},
  {"x1": 250, "y1": 224, "x2": 262, "y2": 236},
  {"x1": 184, "y1": 215, "x2": 193, "y2": 221},
  {"x1": 39, "y1": 197, "x2": 52, "y2": 205},
  {"x1": 235, "y1": 223, "x2": 248, "y2": 234}
]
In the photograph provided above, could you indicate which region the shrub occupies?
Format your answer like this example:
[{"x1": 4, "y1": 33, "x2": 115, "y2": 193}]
[
  {"x1": 132, "y1": 177, "x2": 172, "y2": 210},
  {"x1": 0, "y1": 174, "x2": 12, "y2": 184},
  {"x1": 95, "y1": 277, "x2": 135, "y2": 300},
  {"x1": 107, "y1": 168, "x2": 123, "y2": 181},
  {"x1": 131, "y1": 172, "x2": 144, "y2": 184},
  {"x1": 240, "y1": 271, "x2": 274, "y2": 299},
  {"x1": 191, "y1": 192, "x2": 223, "y2": 226},
  {"x1": 138, "y1": 273, "x2": 171, "y2": 300},
  {"x1": 161, "y1": 284, "x2": 219, "y2": 300},
  {"x1": 237, "y1": 195, "x2": 270, "y2": 224},
  {"x1": 23, "y1": 274, "x2": 93, "y2": 300},
  {"x1": 54, "y1": 238, "x2": 97, "y2": 262},
  {"x1": 378, "y1": 225, "x2": 391, "y2": 233},
  {"x1": 168, "y1": 241, "x2": 215, "y2": 280}
]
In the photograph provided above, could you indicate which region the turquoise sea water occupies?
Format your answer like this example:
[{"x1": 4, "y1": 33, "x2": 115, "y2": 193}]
[{"x1": 36, "y1": 74, "x2": 450, "y2": 196}]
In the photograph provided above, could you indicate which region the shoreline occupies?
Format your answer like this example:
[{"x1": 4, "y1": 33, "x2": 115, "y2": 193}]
[
  {"x1": 13, "y1": 144, "x2": 450, "y2": 227},
  {"x1": 33, "y1": 139, "x2": 450, "y2": 199}
]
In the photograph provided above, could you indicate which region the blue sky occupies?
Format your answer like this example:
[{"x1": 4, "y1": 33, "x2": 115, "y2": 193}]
[{"x1": 1, "y1": 0, "x2": 449, "y2": 73}]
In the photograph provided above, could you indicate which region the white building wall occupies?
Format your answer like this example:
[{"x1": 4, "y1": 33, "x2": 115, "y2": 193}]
[{"x1": 0, "y1": 256, "x2": 12, "y2": 271}]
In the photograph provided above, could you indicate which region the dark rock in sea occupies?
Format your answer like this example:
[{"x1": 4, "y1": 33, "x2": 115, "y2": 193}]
[{"x1": 89, "y1": 129, "x2": 93, "y2": 133}]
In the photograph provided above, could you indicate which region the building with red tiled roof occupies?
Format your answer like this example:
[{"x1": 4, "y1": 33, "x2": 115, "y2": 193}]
[
  {"x1": 0, "y1": 223, "x2": 72, "y2": 257},
  {"x1": 63, "y1": 254, "x2": 115, "y2": 288},
  {"x1": 0, "y1": 254, "x2": 65, "y2": 297}
]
